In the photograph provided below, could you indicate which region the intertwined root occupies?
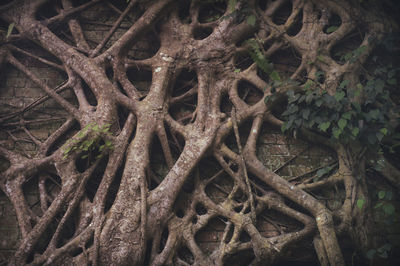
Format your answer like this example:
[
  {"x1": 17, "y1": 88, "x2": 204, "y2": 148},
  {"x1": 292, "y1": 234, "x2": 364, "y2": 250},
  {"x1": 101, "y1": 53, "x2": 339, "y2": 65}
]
[{"x1": 0, "y1": 0, "x2": 397, "y2": 265}]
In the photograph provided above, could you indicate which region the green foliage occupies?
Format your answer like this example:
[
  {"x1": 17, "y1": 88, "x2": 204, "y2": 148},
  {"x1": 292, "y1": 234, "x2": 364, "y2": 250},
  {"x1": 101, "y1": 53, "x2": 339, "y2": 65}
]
[
  {"x1": 246, "y1": 38, "x2": 282, "y2": 87},
  {"x1": 281, "y1": 65, "x2": 398, "y2": 146},
  {"x1": 357, "y1": 197, "x2": 365, "y2": 209},
  {"x1": 326, "y1": 26, "x2": 338, "y2": 33},
  {"x1": 246, "y1": 14, "x2": 256, "y2": 26},
  {"x1": 6, "y1": 23, "x2": 15, "y2": 38},
  {"x1": 62, "y1": 123, "x2": 113, "y2": 160},
  {"x1": 367, "y1": 243, "x2": 393, "y2": 260}
]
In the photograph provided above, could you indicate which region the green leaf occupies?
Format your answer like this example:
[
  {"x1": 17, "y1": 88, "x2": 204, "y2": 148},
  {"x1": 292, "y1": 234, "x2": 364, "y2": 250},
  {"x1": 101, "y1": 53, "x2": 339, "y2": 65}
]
[
  {"x1": 246, "y1": 15, "x2": 256, "y2": 26},
  {"x1": 304, "y1": 80, "x2": 314, "y2": 90},
  {"x1": 316, "y1": 167, "x2": 330, "y2": 178},
  {"x1": 378, "y1": 190, "x2": 386, "y2": 199},
  {"x1": 333, "y1": 128, "x2": 342, "y2": 139},
  {"x1": 317, "y1": 55, "x2": 325, "y2": 62},
  {"x1": 380, "y1": 128, "x2": 388, "y2": 135},
  {"x1": 356, "y1": 83, "x2": 363, "y2": 89},
  {"x1": 353, "y1": 102, "x2": 361, "y2": 112},
  {"x1": 63, "y1": 146, "x2": 72, "y2": 155},
  {"x1": 228, "y1": 0, "x2": 237, "y2": 12},
  {"x1": 342, "y1": 112, "x2": 352, "y2": 120},
  {"x1": 351, "y1": 127, "x2": 359, "y2": 137},
  {"x1": 379, "y1": 251, "x2": 388, "y2": 258},
  {"x1": 326, "y1": 26, "x2": 338, "y2": 33},
  {"x1": 344, "y1": 52, "x2": 352, "y2": 61},
  {"x1": 334, "y1": 91, "x2": 345, "y2": 101},
  {"x1": 105, "y1": 140, "x2": 113, "y2": 147},
  {"x1": 281, "y1": 122, "x2": 290, "y2": 132},
  {"x1": 387, "y1": 78, "x2": 397, "y2": 85},
  {"x1": 339, "y1": 80, "x2": 350, "y2": 89},
  {"x1": 376, "y1": 132, "x2": 384, "y2": 142},
  {"x1": 270, "y1": 70, "x2": 281, "y2": 81},
  {"x1": 315, "y1": 71, "x2": 324, "y2": 78},
  {"x1": 264, "y1": 95, "x2": 270, "y2": 104},
  {"x1": 374, "y1": 202, "x2": 383, "y2": 209},
  {"x1": 382, "y1": 203, "x2": 395, "y2": 215},
  {"x1": 302, "y1": 109, "x2": 310, "y2": 120},
  {"x1": 234, "y1": 68, "x2": 241, "y2": 73},
  {"x1": 338, "y1": 118, "x2": 347, "y2": 130},
  {"x1": 318, "y1": 121, "x2": 331, "y2": 132},
  {"x1": 6, "y1": 23, "x2": 15, "y2": 38},
  {"x1": 357, "y1": 198, "x2": 365, "y2": 209},
  {"x1": 369, "y1": 109, "x2": 380, "y2": 120}
]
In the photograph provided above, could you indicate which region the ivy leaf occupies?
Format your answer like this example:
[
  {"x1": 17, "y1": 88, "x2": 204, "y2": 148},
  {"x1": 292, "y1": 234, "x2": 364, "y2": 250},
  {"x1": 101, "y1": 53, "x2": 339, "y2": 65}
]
[
  {"x1": 105, "y1": 140, "x2": 113, "y2": 147},
  {"x1": 270, "y1": 70, "x2": 281, "y2": 81},
  {"x1": 63, "y1": 146, "x2": 72, "y2": 155},
  {"x1": 378, "y1": 190, "x2": 386, "y2": 199},
  {"x1": 281, "y1": 122, "x2": 289, "y2": 132},
  {"x1": 338, "y1": 118, "x2": 347, "y2": 130},
  {"x1": 357, "y1": 198, "x2": 365, "y2": 209},
  {"x1": 343, "y1": 52, "x2": 352, "y2": 61},
  {"x1": 264, "y1": 95, "x2": 270, "y2": 104},
  {"x1": 315, "y1": 71, "x2": 324, "y2": 78},
  {"x1": 6, "y1": 23, "x2": 15, "y2": 38},
  {"x1": 351, "y1": 127, "x2": 359, "y2": 137},
  {"x1": 304, "y1": 80, "x2": 314, "y2": 90},
  {"x1": 342, "y1": 112, "x2": 352, "y2": 120},
  {"x1": 228, "y1": 0, "x2": 237, "y2": 12},
  {"x1": 379, "y1": 251, "x2": 388, "y2": 259},
  {"x1": 339, "y1": 80, "x2": 350, "y2": 89},
  {"x1": 382, "y1": 203, "x2": 395, "y2": 215},
  {"x1": 326, "y1": 26, "x2": 338, "y2": 33},
  {"x1": 380, "y1": 128, "x2": 388, "y2": 135},
  {"x1": 302, "y1": 109, "x2": 310, "y2": 120},
  {"x1": 369, "y1": 109, "x2": 380, "y2": 120},
  {"x1": 333, "y1": 128, "x2": 342, "y2": 139},
  {"x1": 334, "y1": 91, "x2": 345, "y2": 101},
  {"x1": 318, "y1": 121, "x2": 331, "y2": 132},
  {"x1": 246, "y1": 15, "x2": 256, "y2": 26}
]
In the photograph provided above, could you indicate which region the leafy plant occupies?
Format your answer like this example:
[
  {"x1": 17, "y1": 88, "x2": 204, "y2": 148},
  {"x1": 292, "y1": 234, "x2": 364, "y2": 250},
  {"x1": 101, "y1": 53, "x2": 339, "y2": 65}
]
[
  {"x1": 280, "y1": 68, "x2": 398, "y2": 146},
  {"x1": 62, "y1": 123, "x2": 113, "y2": 160}
]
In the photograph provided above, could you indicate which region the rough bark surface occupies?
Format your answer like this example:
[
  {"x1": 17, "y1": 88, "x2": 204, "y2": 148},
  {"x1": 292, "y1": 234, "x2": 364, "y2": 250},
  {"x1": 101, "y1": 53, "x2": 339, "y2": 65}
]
[{"x1": 0, "y1": 0, "x2": 399, "y2": 265}]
